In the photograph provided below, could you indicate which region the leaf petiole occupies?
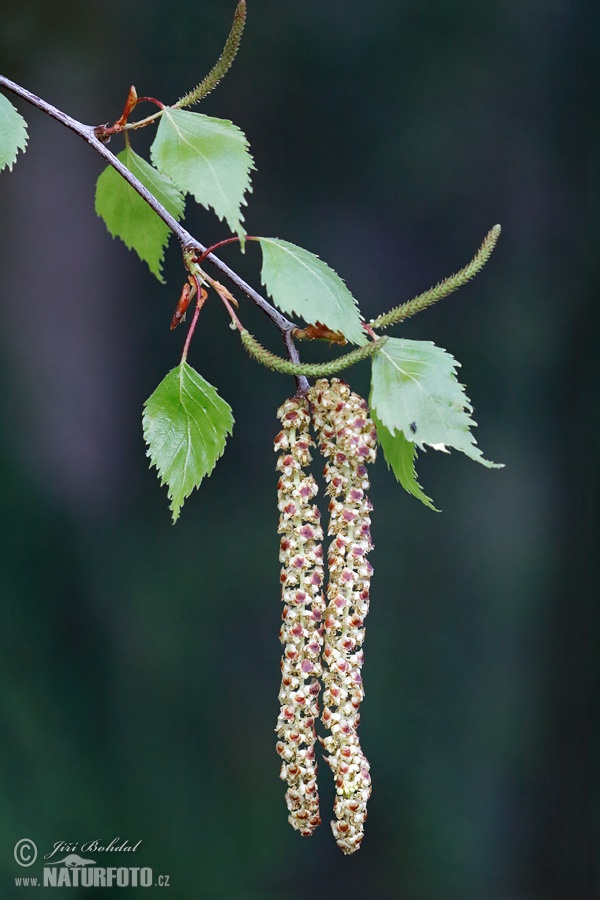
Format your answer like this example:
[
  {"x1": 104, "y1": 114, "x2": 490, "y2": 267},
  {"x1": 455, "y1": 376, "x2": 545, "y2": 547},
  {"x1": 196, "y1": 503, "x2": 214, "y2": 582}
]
[
  {"x1": 120, "y1": 108, "x2": 164, "y2": 132},
  {"x1": 193, "y1": 235, "x2": 244, "y2": 266},
  {"x1": 181, "y1": 277, "x2": 208, "y2": 363}
]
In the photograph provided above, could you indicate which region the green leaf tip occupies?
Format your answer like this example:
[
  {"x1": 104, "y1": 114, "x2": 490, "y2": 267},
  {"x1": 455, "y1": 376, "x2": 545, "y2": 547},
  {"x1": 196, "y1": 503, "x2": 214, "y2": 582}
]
[
  {"x1": 372, "y1": 412, "x2": 438, "y2": 511},
  {"x1": 143, "y1": 362, "x2": 234, "y2": 522},
  {"x1": 175, "y1": 0, "x2": 247, "y2": 108},
  {"x1": 151, "y1": 108, "x2": 253, "y2": 239},
  {"x1": 370, "y1": 225, "x2": 502, "y2": 331},
  {"x1": 370, "y1": 337, "x2": 503, "y2": 469},
  {"x1": 0, "y1": 93, "x2": 28, "y2": 173},
  {"x1": 95, "y1": 147, "x2": 185, "y2": 281},
  {"x1": 257, "y1": 238, "x2": 366, "y2": 346}
]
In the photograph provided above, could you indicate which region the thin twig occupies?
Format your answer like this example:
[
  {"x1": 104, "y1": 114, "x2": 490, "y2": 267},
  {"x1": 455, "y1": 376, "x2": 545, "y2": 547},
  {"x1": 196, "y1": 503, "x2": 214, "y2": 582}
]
[
  {"x1": 181, "y1": 306, "x2": 202, "y2": 363},
  {"x1": 0, "y1": 73, "x2": 300, "y2": 347},
  {"x1": 283, "y1": 330, "x2": 310, "y2": 395},
  {"x1": 181, "y1": 278, "x2": 209, "y2": 362}
]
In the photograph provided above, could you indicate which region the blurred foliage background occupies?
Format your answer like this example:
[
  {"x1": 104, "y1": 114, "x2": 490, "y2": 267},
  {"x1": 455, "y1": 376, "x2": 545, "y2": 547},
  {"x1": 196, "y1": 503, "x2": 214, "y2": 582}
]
[{"x1": 0, "y1": 1, "x2": 596, "y2": 897}]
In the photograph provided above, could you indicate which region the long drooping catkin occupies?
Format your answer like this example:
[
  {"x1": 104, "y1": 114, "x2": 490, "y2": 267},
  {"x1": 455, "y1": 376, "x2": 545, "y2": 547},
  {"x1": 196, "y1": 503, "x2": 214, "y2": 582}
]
[
  {"x1": 308, "y1": 378, "x2": 378, "y2": 855},
  {"x1": 274, "y1": 396, "x2": 325, "y2": 836}
]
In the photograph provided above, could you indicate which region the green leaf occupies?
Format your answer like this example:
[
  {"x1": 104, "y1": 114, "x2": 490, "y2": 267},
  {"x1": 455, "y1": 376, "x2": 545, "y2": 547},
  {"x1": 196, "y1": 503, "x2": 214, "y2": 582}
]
[
  {"x1": 0, "y1": 93, "x2": 28, "y2": 173},
  {"x1": 372, "y1": 412, "x2": 438, "y2": 510},
  {"x1": 150, "y1": 108, "x2": 253, "y2": 239},
  {"x1": 257, "y1": 238, "x2": 366, "y2": 345},
  {"x1": 143, "y1": 362, "x2": 234, "y2": 522},
  {"x1": 370, "y1": 337, "x2": 502, "y2": 468},
  {"x1": 95, "y1": 146, "x2": 185, "y2": 282}
]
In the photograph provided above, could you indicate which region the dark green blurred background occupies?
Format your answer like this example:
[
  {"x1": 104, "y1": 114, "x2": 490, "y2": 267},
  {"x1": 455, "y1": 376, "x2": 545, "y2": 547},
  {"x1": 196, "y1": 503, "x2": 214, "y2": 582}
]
[{"x1": 0, "y1": 1, "x2": 596, "y2": 897}]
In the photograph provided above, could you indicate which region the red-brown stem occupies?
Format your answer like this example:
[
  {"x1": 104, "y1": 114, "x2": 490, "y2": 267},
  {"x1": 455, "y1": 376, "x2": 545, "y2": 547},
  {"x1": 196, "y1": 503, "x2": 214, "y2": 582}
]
[
  {"x1": 181, "y1": 307, "x2": 201, "y2": 364},
  {"x1": 95, "y1": 95, "x2": 165, "y2": 140},
  {"x1": 217, "y1": 288, "x2": 244, "y2": 331},
  {"x1": 194, "y1": 236, "x2": 243, "y2": 265},
  {"x1": 362, "y1": 322, "x2": 378, "y2": 340},
  {"x1": 134, "y1": 97, "x2": 164, "y2": 109},
  {"x1": 181, "y1": 278, "x2": 208, "y2": 362}
]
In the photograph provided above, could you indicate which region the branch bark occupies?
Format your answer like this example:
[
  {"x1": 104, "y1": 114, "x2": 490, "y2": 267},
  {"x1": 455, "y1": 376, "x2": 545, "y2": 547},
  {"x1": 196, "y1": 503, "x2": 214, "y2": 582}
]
[{"x1": 0, "y1": 74, "x2": 304, "y2": 376}]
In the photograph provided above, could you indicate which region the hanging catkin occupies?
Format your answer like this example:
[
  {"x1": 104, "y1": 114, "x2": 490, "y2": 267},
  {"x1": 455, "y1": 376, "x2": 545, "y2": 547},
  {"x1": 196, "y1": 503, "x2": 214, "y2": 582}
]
[
  {"x1": 274, "y1": 396, "x2": 325, "y2": 836},
  {"x1": 308, "y1": 378, "x2": 378, "y2": 855}
]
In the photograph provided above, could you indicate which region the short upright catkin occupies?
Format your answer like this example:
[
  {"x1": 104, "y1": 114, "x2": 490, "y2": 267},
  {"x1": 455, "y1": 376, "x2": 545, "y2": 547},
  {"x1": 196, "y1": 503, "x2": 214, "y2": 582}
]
[
  {"x1": 274, "y1": 396, "x2": 325, "y2": 836},
  {"x1": 308, "y1": 378, "x2": 378, "y2": 855}
]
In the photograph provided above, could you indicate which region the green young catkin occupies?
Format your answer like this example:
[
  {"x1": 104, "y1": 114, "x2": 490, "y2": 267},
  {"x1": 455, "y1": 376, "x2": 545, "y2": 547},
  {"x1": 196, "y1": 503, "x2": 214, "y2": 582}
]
[
  {"x1": 175, "y1": 1, "x2": 247, "y2": 108},
  {"x1": 240, "y1": 330, "x2": 387, "y2": 377},
  {"x1": 369, "y1": 224, "x2": 501, "y2": 331}
]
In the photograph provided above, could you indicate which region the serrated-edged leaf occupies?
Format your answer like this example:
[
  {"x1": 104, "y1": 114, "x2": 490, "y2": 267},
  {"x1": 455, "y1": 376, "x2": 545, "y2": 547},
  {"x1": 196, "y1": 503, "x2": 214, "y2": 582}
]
[
  {"x1": 143, "y1": 362, "x2": 234, "y2": 522},
  {"x1": 370, "y1": 337, "x2": 502, "y2": 468},
  {"x1": 373, "y1": 412, "x2": 438, "y2": 510},
  {"x1": 95, "y1": 146, "x2": 185, "y2": 281},
  {"x1": 257, "y1": 238, "x2": 366, "y2": 346},
  {"x1": 0, "y1": 93, "x2": 28, "y2": 173},
  {"x1": 150, "y1": 108, "x2": 253, "y2": 239}
]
